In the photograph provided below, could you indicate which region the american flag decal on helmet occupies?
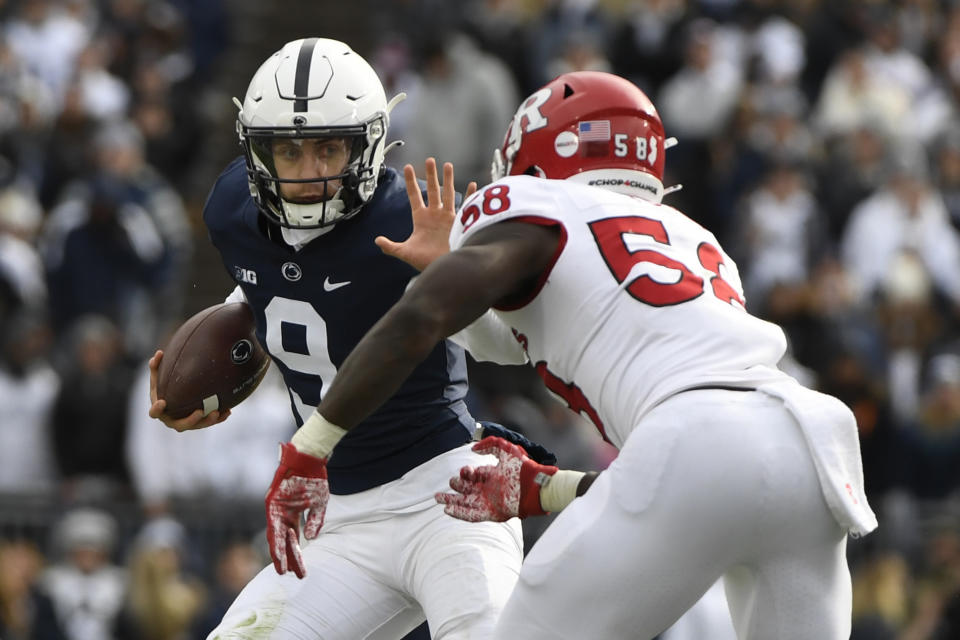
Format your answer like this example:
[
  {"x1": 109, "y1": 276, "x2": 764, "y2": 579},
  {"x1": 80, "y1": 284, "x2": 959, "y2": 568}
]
[{"x1": 578, "y1": 120, "x2": 611, "y2": 141}]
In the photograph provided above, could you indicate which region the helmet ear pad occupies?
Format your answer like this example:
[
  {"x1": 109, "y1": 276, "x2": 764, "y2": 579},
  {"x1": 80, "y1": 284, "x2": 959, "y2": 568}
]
[
  {"x1": 235, "y1": 38, "x2": 393, "y2": 229},
  {"x1": 492, "y1": 71, "x2": 667, "y2": 203}
]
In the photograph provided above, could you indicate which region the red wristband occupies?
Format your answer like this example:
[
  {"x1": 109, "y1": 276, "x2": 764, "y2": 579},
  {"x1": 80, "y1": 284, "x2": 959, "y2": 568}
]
[
  {"x1": 518, "y1": 462, "x2": 558, "y2": 517},
  {"x1": 278, "y1": 442, "x2": 328, "y2": 477}
]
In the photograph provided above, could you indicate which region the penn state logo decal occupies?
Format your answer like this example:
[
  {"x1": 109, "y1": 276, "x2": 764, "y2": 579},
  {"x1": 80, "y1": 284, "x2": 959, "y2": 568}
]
[
  {"x1": 282, "y1": 262, "x2": 302, "y2": 281},
  {"x1": 231, "y1": 339, "x2": 253, "y2": 364}
]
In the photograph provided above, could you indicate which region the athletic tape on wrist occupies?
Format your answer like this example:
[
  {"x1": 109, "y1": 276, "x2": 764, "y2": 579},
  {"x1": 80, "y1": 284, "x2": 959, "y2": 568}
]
[
  {"x1": 539, "y1": 469, "x2": 586, "y2": 513},
  {"x1": 290, "y1": 411, "x2": 347, "y2": 459}
]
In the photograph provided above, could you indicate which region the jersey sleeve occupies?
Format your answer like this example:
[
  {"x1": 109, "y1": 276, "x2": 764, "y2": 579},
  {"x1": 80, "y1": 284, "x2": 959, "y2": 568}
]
[
  {"x1": 449, "y1": 309, "x2": 528, "y2": 365},
  {"x1": 224, "y1": 284, "x2": 246, "y2": 304},
  {"x1": 449, "y1": 175, "x2": 565, "y2": 251}
]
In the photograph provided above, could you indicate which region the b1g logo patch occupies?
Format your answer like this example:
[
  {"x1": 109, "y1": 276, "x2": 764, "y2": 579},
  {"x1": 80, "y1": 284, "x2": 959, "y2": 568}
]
[{"x1": 235, "y1": 266, "x2": 258, "y2": 284}]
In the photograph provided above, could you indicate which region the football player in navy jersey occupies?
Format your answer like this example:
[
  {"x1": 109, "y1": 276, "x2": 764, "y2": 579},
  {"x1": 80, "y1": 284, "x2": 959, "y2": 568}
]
[{"x1": 146, "y1": 38, "x2": 546, "y2": 639}]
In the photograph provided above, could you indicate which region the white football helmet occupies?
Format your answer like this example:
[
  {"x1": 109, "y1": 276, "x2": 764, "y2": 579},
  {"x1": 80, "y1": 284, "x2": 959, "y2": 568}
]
[{"x1": 236, "y1": 38, "x2": 403, "y2": 228}]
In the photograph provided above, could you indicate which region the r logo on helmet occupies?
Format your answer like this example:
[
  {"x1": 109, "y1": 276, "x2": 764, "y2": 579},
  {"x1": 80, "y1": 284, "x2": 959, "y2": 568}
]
[{"x1": 498, "y1": 88, "x2": 551, "y2": 178}]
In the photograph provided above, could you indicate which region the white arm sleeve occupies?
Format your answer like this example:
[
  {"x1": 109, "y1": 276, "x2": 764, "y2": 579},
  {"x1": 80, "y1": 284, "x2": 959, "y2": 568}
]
[
  {"x1": 224, "y1": 285, "x2": 247, "y2": 304},
  {"x1": 403, "y1": 274, "x2": 527, "y2": 365},
  {"x1": 450, "y1": 309, "x2": 528, "y2": 365}
]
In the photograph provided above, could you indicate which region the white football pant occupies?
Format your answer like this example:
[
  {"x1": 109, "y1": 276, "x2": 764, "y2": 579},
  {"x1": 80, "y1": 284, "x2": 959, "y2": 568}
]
[
  {"x1": 495, "y1": 388, "x2": 851, "y2": 640},
  {"x1": 208, "y1": 444, "x2": 523, "y2": 640}
]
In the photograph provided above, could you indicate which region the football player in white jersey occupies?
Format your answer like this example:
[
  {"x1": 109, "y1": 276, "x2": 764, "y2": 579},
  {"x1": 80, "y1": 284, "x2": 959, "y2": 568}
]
[{"x1": 286, "y1": 71, "x2": 878, "y2": 639}]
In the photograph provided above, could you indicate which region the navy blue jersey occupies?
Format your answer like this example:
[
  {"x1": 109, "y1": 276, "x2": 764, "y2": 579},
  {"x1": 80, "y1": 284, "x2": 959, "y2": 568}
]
[{"x1": 203, "y1": 157, "x2": 473, "y2": 494}]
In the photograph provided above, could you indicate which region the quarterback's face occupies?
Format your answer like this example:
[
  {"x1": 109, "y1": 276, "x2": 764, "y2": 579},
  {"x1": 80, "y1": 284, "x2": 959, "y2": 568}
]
[{"x1": 272, "y1": 137, "x2": 349, "y2": 203}]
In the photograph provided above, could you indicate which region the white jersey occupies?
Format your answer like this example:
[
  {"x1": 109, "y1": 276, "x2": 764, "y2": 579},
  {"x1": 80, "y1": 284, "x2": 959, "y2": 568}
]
[{"x1": 450, "y1": 175, "x2": 792, "y2": 448}]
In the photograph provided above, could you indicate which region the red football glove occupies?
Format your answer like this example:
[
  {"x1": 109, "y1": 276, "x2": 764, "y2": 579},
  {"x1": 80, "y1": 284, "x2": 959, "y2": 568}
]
[
  {"x1": 435, "y1": 436, "x2": 558, "y2": 522},
  {"x1": 265, "y1": 442, "x2": 329, "y2": 579}
]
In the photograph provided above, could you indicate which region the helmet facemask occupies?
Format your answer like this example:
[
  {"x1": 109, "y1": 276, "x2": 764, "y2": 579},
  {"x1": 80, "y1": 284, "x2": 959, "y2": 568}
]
[{"x1": 240, "y1": 115, "x2": 387, "y2": 228}]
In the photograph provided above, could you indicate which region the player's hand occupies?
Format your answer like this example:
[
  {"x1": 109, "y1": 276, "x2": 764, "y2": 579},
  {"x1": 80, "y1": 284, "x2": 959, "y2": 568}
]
[
  {"x1": 147, "y1": 350, "x2": 230, "y2": 431},
  {"x1": 265, "y1": 442, "x2": 330, "y2": 579},
  {"x1": 376, "y1": 157, "x2": 477, "y2": 271},
  {"x1": 435, "y1": 436, "x2": 558, "y2": 522}
]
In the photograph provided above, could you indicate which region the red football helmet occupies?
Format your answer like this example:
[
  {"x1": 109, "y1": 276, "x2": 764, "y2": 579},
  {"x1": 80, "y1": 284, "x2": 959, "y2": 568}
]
[{"x1": 492, "y1": 71, "x2": 670, "y2": 202}]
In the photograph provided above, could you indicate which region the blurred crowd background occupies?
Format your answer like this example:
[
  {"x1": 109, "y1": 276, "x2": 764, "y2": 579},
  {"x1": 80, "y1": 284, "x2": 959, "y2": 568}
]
[{"x1": 1, "y1": 0, "x2": 960, "y2": 638}]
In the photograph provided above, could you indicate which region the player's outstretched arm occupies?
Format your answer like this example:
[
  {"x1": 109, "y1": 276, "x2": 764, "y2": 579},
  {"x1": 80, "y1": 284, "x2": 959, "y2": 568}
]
[
  {"x1": 147, "y1": 351, "x2": 230, "y2": 431},
  {"x1": 435, "y1": 436, "x2": 598, "y2": 522},
  {"x1": 375, "y1": 157, "x2": 476, "y2": 272},
  {"x1": 318, "y1": 219, "x2": 561, "y2": 429}
]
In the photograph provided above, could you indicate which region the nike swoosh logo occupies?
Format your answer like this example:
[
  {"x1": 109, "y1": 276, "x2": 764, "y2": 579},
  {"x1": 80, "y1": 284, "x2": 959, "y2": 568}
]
[{"x1": 323, "y1": 276, "x2": 351, "y2": 292}]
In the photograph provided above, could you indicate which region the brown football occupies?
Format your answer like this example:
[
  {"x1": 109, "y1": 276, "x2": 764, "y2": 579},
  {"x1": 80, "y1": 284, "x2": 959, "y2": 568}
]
[{"x1": 157, "y1": 302, "x2": 270, "y2": 419}]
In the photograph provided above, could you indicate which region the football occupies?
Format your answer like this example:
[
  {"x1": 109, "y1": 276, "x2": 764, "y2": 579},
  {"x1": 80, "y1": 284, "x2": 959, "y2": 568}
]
[{"x1": 157, "y1": 302, "x2": 270, "y2": 419}]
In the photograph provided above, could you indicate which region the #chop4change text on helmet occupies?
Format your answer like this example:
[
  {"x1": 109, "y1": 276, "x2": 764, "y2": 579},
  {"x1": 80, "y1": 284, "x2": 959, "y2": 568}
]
[
  {"x1": 236, "y1": 38, "x2": 404, "y2": 229},
  {"x1": 492, "y1": 71, "x2": 677, "y2": 203}
]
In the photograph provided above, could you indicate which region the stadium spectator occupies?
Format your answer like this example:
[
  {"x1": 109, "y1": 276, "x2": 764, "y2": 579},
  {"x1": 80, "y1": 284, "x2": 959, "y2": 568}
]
[
  {"x1": 816, "y1": 120, "x2": 889, "y2": 239},
  {"x1": 0, "y1": 185, "x2": 47, "y2": 324},
  {"x1": 460, "y1": 0, "x2": 537, "y2": 94},
  {"x1": 41, "y1": 507, "x2": 126, "y2": 640},
  {"x1": 4, "y1": 0, "x2": 92, "y2": 109},
  {"x1": 36, "y1": 82, "x2": 98, "y2": 209},
  {"x1": 933, "y1": 126, "x2": 960, "y2": 232},
  {"x1": 394, "y1": 32, "x2": 519, "y2": 187},
  {"x1": 609, "y1": 0, "x2": 689, "y2": 95},
  {"x1": 0, "y1": 538, "x2": 66, "y2": 639},
  {"x1": 728, "y1": 158, "x2": 829, "y2": 313},
  {"x1": 0, "y1": 311, "x2": 59, "y2": 495},
  {"x1": 860, "y1": 4, "x2": 952, "y2": 145},
  {"x1": 188, "y1": 540, "x2": 261, "y2": 639},
  {"x1": 50, "y1": 315, "x2": 133, "y2": 501},
  {"x1": 89, "y1": 120, "x2": 194, "y2": 346},
  {"x1": 114, "y1": 516, "x2": 206, "y2": 640},
  {"x1": 849, "y1": 552, "x2": 911, "y2": 639},
  {"x1": 874, "y1": 251, "x2": 944, "y2": 423},
  {"x1": 811, "y1": 45, "x2": 910, "y2": 144},
  {"x1": 895, "y1": 353, "x2": 960, "y2": 501},
  {"x1": 40, "y1": 169, "x2": 174, "y2": 356},
  {"x1": 524, "y1": 0, "x2": 614, "y2": 90},
  {"x1": 843, "y1": 144, "x2": 960, "y2": 319},
  {"x1": 658, "y1": 17, "x2": 745, "y2": 231}
]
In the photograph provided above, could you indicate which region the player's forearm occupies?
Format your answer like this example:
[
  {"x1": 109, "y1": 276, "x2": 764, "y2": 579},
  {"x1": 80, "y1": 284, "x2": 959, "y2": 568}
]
[
  {"x1": 317, "y1": 301, "x2": 448, "y2": 429},
  {"x1": 577, "y1": 472, "x2": 598, "y2": 497},
  {"x1": 540, "y1": 470, "x2": 599, "y2": 513},
  {"x1": 314, "y1": 238, "x2": 538, "y2": 436}
]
